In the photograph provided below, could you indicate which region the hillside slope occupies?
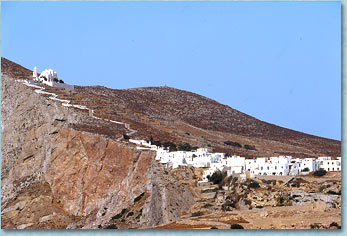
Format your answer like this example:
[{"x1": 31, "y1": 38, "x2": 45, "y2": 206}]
[
  {"x1": 1, "y1": 57, "x2": 340, "y2": 159},
  {"x1": 1, "y1": 58, "x2": 194, "y2": 229}
]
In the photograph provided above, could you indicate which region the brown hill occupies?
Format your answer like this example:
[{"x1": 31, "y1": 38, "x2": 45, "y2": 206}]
[{"x1": 1, "y1": 57, "x2": 340, "y2": 158}]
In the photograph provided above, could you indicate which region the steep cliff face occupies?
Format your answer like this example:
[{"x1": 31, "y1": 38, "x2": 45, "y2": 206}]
[{"x1": 1, "y1": 59, "x2": 195, "y2": 229}]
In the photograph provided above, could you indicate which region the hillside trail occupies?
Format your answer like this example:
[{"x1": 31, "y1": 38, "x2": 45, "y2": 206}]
[{"x1": 18, "y1": 79, "x2": 138, "y2": 141}]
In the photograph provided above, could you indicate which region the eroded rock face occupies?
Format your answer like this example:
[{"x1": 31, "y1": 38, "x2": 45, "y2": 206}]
[
  {"x1": 1, "y1": 64, "x2": 195, "y2": 229},
  {"x1": 290, "y1": 190, "x2": 340, "y2": 208}
]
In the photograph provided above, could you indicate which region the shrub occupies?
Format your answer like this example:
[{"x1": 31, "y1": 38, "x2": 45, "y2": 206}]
[
  {"x1": 123, "y1": 134, "x2": 130, "y2": 140},
  {"x1": 318, "y1": 185, "x2": 325, "y2": 192},
  {"x1": 224, "y1": 141, "x2": 242, "y2": 148},
  {"x1": 201, "y1": 188, "x2": 218, "y2": 193},
  {"x1": 302, "y1": 167, "x2": 310, "y2": 172},
  {"x1": 244, "y1": 145, "x2": 256, "y2": 150},
  {"x1": 134, "y1": 192, "x2": 145, "y2": 203},
  {"x1": 191, "y1": 211, "x2": 203, "y2": 217},
  {"x1": 329, "y1": 222, "x2": 341, "y2": 229},
  {"x1": 313, "y1": 169, "x2": 327, "y2": 177},
  {"x1": 53, "y1": 78, "x2": 59, "y2": 82},
  {"x1": 310, "y1": 223, "x2": 322, "y2": 229},
  {"x1": 178, "y1": 143, "x2": 192, "y2": 151},
  {"x1": 59, "y1": 79, "x2": 64, "y2": 83},
  {"x1": 327, "y1": 190, "x2": 339, "y2": 195},
  {"x1": 244, "y1": 199, "x2": 251, "y2": 206},
  {"x1": 105, "y1": 224, "x2": 118, "y2": 229},
  {"x1": 202, "y1": 203, "x2": 213, "y2": 208},
  {"x1": 112, "y1": 208, "x2": 127, "y2": 220},
  {"x1": 210, "y1": 227, "x2": 218, "y2": 229},
  {"x1": 126, "y1": 212, "x2": 134, "y2": 218},
  {"x1": 149, "y1": 136, "x2": 161, "y2": 146},
  {"x1": 248, "y1": 181, "x2": 260, "y2": 189},
  {"x1": 230, "y1": 224, "x2": 244, "y2": 229},
  {"x1": 209, "y1": 170, "x2": 225, "y2": 185},
  {"x1": 135, "y1": 209, "x2": 143, "y2": 220}
]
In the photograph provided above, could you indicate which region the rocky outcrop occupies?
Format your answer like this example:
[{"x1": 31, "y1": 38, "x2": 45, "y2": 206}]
[
  {"x1": 290, "y1": 190, "x2": 340, "y2": 208},
  {"x1": 1, "y1": 60, "x2": 195, "y2": 229},
  {"x1": 142, "y1": 161, "x2": 195, "y2": 226}
]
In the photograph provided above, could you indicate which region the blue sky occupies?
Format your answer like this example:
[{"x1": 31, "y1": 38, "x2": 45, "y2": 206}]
[{"x1": 1, "y1": 1, "x2": 341, "y2": 140}]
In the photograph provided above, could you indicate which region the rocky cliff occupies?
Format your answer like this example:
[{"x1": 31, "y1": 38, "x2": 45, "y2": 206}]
[{"x1": 1, "y1": 58, "x2": 195, "y2": 229}]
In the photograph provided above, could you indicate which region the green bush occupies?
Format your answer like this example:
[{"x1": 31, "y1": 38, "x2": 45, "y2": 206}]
[
  {"x1": 302, "y1": 167, "x2": 310, "y2": 172},
  {"x1": 248, "y1": 181, "x2": 260, "y2": 189},
  {"x1": 313, "y1": 169, "x2": 327, "y2": 177},
  {"x1": 244, "y1": 145, "x2": 256, "y2": 150},
  {"x1": 126, "y1": 212, "x2": 134, "y2": 218},
  {"x1": 329, "y1": 222, "x2": 341, "y2": 229},
  {"x1": 244, "y1": 199, "x2": 251, "y2": 205},
  {"x1": 209, "y1": 170, "x2": 227, "y2": 185},
  {"x1": 224, "y1": 141, "x2": 242, "y2": 148},
  {"x1": 134, "y1": 192, "x2": 145, "y2": 203},
  {"x1": 112, "y1": 208, "x2": 128, "y2": 220}
]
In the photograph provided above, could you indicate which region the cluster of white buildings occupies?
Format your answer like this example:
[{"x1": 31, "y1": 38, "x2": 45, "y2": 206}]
[{"x1": 148, "y1": 143, "x2": 341, "y2": 182}]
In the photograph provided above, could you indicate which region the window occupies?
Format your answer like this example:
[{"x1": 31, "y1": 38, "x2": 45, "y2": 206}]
[
  {"x1": 275, "y1": 166, "x2": 277, "y2": 170},
  {"x1": 332, "y1": 168, "x2": 334, "y2": 171},
  {"x1": 267, "y1": 166, "x2": 269, "y2": 170},
  {"x1": 261, "y1": 167, "x2": 263, "y2": 170},
  {"x1": 328, "y1": 168, "x2": 330, "y2": 171}
]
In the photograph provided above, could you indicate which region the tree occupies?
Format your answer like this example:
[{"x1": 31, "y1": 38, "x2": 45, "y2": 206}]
[
  {"x1": 209, "y1": 170, "x2": 226, "y2": 185},
  {"x1": 302, "y1": 167, "x2": 310, "y2": 172}
]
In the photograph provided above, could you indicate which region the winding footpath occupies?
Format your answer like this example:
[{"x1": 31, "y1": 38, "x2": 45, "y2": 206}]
[{"x1": 18, "y1": 79, "x2": 138, "y2": 140}]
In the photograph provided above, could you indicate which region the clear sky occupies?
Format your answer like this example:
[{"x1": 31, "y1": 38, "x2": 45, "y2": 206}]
[{"x1": 1, "y1": 1, "x2": 341, "y2": 140}]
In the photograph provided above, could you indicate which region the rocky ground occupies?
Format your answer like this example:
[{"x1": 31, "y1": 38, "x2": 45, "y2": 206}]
[{"x1": 149, "y1": 170, "x2": 341, "y2": 229}]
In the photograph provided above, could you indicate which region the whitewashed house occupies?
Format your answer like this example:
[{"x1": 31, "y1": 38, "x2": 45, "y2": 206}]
[
  {"x1": 223, "y1": 156, "x2": 245, "y2": 174},
  {"x1": 293, "y1": 158, "x2": 318, "y2": 173},
  {"x1": 33, "y1": 67, "x2": 74, "y2": 90},
  {"x1": 318, "y1": 156, "x2": 341, "y2": 172}
]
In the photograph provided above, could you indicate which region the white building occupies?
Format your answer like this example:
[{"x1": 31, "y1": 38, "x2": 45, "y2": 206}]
[
  {"x1": 293, "y1": 158, "x2": 318, "y2": 173},
  {"x1": 223, "y1": 156, "x2": 245, "y2": 174},
  {"x1": 33, "y1": 67, "x2": 74, "y2": 90},
  {"x1": 317, "y1": 156, "x2": 341, "y2": 172}
]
